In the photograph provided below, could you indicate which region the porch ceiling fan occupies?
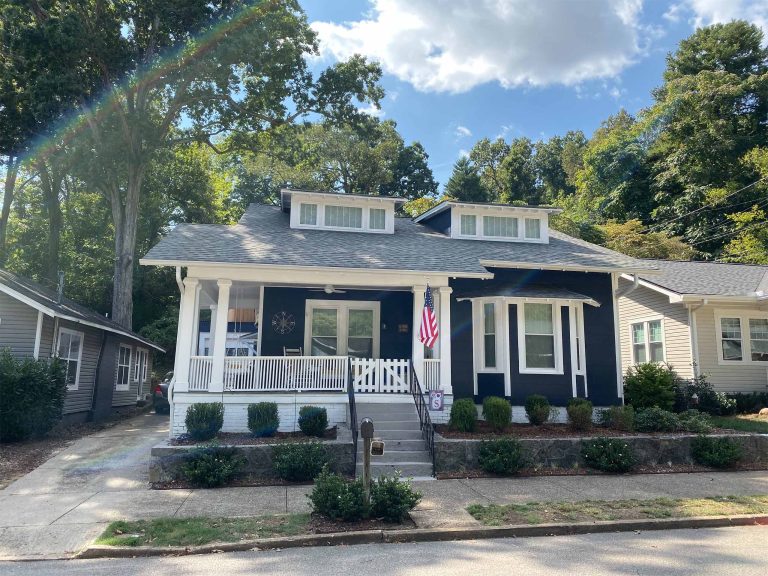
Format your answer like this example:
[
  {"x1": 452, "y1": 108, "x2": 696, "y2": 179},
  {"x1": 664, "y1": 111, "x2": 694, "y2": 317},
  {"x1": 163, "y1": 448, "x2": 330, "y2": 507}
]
[{"x1": 310, "y1": 284, "x2": 347, "y2": 294}]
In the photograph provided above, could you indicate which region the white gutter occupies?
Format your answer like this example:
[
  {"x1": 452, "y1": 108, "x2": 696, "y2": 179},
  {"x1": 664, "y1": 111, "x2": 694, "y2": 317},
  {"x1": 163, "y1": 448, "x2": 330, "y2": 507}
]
[
  {"x1": 175, "y1": 266, "x2": 184, "y2": 294},
  {"x1": 687, "y1": 299, "x2": 708, "y2": 378},
  {"x1": 614, "y1": 274, "x2": 639, "y2": 298}
]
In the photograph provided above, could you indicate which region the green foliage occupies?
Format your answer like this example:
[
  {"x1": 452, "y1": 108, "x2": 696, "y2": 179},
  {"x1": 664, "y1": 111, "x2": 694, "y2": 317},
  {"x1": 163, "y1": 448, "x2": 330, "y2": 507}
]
[
  {"x1": 272, "y1": 442, "x2": 329, "y2": 482},
  {"x1": 181, "y1": 446, "x2": 246, "y2": 488},
  {"x1": 449, "y1": 398, "x2": 477, "y2": 432},
  {"x1": 677, "y1": 410, "x2": 713, "y2": 434},
  {"x1": 727, "y1": 392, "x2": 768, "y2": 414},
  {"x1": 598, "y1": 220, "x2": 696, "y2": 260},
  {"x1": 525, "y1": 395, "x2": 552, "y2": 425},
  {"x1": 691, "y1": 436, "x2": 744, "y2": 469},
  {"x1": 298, "y1": 406, "x2": 328, "y2": 438},
  {"x1": 599, "y1": 405, "x2": 635, "y2": 432},
  {"x1": 370, "y1": 475, "x2": 422, "y2": 522},
  {"x1": 0, "y1": 351, "x2": 67, "y2": 442},
  {"x1": 478, "y1": 438, "x2": 527, "y2": 475},
  {"x1": 581, "y1": 439, "x2": 635, "y2": 473},
  {"x1": 624, "y1": 363, "x2": 678, "y2": 411},
  {"x1": 185, "y1": 403, "x2": 224, "y2": 441},
  {"x1": 445, "y1": 157, "x2": 488, "y2": 202},
  {"x1": 308, "y1": 467, "x2": 369, "y2": 521},
  {"x1": 634, "y1": 407, "x2": 681, "y2": 432},
  {"x1": 566, "y1": 398, "x2": 593, "y2": 431},
  {"x1": 248, "y1": 402, "x2": 279, "y2": 438},
  {"x1": 677, "y1": 375, "x2": 737, "y2": 416},
  {"x1": 482, "y1": 396, "x2": 511, "y2": 432}
]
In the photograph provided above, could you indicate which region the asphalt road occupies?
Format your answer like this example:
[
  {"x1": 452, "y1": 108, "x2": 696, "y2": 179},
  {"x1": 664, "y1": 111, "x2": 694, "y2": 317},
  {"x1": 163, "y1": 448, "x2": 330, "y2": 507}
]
[{"x1": 1, "y1": 526, "x2": 766, "y2": 576}]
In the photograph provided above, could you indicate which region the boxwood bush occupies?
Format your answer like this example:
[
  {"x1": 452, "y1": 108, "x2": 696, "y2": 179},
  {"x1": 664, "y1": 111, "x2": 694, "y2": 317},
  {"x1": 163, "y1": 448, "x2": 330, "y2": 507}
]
[
  {"x1": 581, "y1": 438, "x2": 634, "y2": 473},
  {"x1": 691, "y1": 436, "x2": 743, "y2": 469},
  {"x1": 0, "y1": 351, "x2": 67, "y2": 442},
  {"x1": 478, "y1": 438, "x2": 527, "y2": 475},
  {"x1": 449, "y1": 398, "x2": 477, "y2": 432},
  {"x1": 677, "y1": 409, "x2": 713, "y2": 434},
  {"x1": 634, "y1": 407, "x2": 681, "y2": 432},
  {"x1": 525, "y1": 394, "x2": 551, "y2": 425},
  {"x1": 272, "y1": 442, "x2": 328, "y2": 481},
  {"x1": 309, "y1": 467, "x2": 369, "y2": 521},
  {"x1": 623, "y1": 363, "x2": 677, "y2": 411},
  {"x1": 181, "y1": 446, "x2": 246, "y2": 488},
  {"x1": 248, "y1": 402, "x2": 279, "y2": 437},
  {"x1": 370, "y1": 474, "x2": 422, "y2": 522},
  {"x1": 567, "y1": 398, "x2": 593, "y2": 431},
  {"x1": 185, "y1": 402, "x2": 224, "y2": 441},
  {"x1": 482, "y1": 396, "x2": 511, "y2": 432},
  {"x1": 599, "y1": 405, "x2": 635, "y2": 432},
  {"x1": 298, "y1": 406, "x2": 328, "y2": 437}
]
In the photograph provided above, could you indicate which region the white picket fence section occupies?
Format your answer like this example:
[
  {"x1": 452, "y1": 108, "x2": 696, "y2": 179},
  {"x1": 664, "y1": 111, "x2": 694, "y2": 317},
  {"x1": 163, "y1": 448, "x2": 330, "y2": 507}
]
[
  {"x1": 189, "y1": 356, "x2": 212, "y2": 391},
  {"x1": 423, "y1": 359, "x2": 441, "y2": 391},
  {"x1": 223, "y1": 356, "x2": 348, "y2": 392},
  {"x1": 351, "y1": 358, "x2": 411, "y2": 393}
]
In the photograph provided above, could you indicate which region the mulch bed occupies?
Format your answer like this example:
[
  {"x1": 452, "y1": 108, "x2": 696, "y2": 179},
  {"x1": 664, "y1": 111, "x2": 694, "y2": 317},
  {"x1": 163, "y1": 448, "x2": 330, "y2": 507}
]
[
  {"x1": 435, "y1": 422, "x2": 750, "y2": 439},
  {"x1": 170, "y1": 427, "x2": 338, "y2": 446},
  {"x1": 308, "y1": 514, "x2": 416, "y2": 533}
]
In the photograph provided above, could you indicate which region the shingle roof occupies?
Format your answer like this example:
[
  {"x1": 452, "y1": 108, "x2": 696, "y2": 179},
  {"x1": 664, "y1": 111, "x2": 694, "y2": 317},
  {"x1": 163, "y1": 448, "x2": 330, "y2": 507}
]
[
  {"x1": 455, "y1": 284, "x2": 601, "y2": 307},
  {"x1": 141, "y1": 204, "x2": 653, "y2": 275},
  {"x1": 637, "y1": 259, "x2": 768, "y2": 298},
  {"x1": 0, "y1": 269, "x2": 163, "y2": 351}
]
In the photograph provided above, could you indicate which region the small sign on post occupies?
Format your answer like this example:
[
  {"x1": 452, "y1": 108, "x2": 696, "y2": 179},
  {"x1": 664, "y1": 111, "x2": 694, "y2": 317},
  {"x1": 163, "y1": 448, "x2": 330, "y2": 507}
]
[{"x1": 429, "y1": 390, "x2": 444, "y2": 411}]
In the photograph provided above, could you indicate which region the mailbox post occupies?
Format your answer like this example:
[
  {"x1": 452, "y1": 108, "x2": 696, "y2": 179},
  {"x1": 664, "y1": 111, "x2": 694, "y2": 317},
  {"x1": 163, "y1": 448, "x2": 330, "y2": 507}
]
[{"x1": 360, "y1": 418, "x2": 374, "y2": 505}]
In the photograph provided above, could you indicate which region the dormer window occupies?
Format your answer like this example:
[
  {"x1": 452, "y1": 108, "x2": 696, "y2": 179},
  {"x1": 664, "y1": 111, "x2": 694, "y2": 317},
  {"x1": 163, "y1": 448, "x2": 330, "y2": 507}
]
[
  {"x1": 369, "y1": 208, "x2": 386, "y2": 230},
  {"x1": 525, "y1": 218, "x2": 541, "y2": 239},
  {"x1": 460, "y1": 214, "x2": 477, "y2": 236},
  {"x1": 483, "y1": 215, "x2": 518, "y2": 238},
  {"x1": 326, "y1": 205, "x2": 363, "y2": 229},
  {"x1": 282, "y1": 189, "x2": 401, "y2": 234},
  {"x1": 299, "y1": 203, "x2": 318, "y2": 226}
]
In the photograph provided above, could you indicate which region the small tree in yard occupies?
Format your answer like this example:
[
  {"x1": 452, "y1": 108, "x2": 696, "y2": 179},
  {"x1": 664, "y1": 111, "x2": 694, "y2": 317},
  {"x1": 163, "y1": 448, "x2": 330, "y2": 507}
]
[{"x1": 624, "y1": 363, "x2": 677, "y2": 411}]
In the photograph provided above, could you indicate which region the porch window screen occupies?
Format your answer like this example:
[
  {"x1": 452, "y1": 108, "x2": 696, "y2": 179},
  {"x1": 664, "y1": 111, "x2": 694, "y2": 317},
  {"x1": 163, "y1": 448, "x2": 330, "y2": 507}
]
[
  {"x1": 749, "y1": 319, "x2": 768, "y2": 361},
  {"x1": 369, "y1": 208, "x2": 386, "y2": 230},
  {"x1": 311, "y1": 309, "x2": 338, "y2": 356},
  {"x1": 460, "y1": 214, "x2": 476, "y2": 236},
  {"x1": 483, "y1": 302, "x2": 497, "y2": 368},
  {"x1": 299, "y1": 203, "x2": 317, "y2": 225},
  {"x1": 524, "y1": 303, "x2": 555, "y2": 369},
  {"x1": 483, "y1": 215, "x2": 518, "y2": 238},
  {"x1": 325, "y1": 205, "x2": 363, "y2": 228},
  {"x1": 524, "y1": 218, "x2": 541, "y2": 239},
  {"x1": 116, "y1": 345, "x2": 132, "y2": 390},
  {"x1": 720, "y1": 317, "x2": 742, "y2": 361},
  {"x1": 348, "y1": 309, "x2": 374, "y2": 358},
  {"x1": 57, "y1": 329, "x2": 83, "y2": 389}
]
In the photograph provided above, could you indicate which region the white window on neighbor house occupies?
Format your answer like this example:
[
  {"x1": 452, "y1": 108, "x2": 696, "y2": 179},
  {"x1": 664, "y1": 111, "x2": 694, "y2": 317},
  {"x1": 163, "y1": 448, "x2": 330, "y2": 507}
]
[
  {"x1": 483, "y1": 302, "x2": 497, "y2": 369},
  {"x1": 749, "y1": 318, "x2": 768, "y2": 362},
  {"x1": 116, "y1": 345, "x2": 132, "y2": 391},
  {"x1": 524, "y1": 218, "x2": 541, "y2": 239},
  {"x1": 483, "y1": 215, "x2": 518, "y2": 238},
  {"x1": 631, "y1": 319, "x2": 664, "y2": 364},
  {"x1": 719, "y1": 317, "x2": 743, "y2": 362},
  {"x1": 369, "y1": 208, "x2": 386, "y2": 230},
  {"x1": 325, "y1": 205, "x2": 363, "y2": 229},
  {"x1": 57, "y1": 328, "x2": 83, "y2": 390},
  {"x1": 520, "y1": 303, "x2": 560, "y2": 373},
  {"x1": 460, "y1": 214, "x2": 477, "y2": 236},
  {"x1": 134, "y1": 348, "x2": 149, "y2": 382},
  {"x1": 299, "y1": 203, "x2": 318, "y2": 225}
]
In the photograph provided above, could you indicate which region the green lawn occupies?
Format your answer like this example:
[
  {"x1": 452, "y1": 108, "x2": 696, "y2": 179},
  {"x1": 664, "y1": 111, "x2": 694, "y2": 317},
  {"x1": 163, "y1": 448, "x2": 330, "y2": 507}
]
[
  {"x1": 96, "y1": 514, "x2": 311, "y2": 547},
  {"x1": 712, "y1": 415, "x2": 768, "y2": 434},
  {"x1": 467, "y1": 495, "x2": 768, "y2": 526}
]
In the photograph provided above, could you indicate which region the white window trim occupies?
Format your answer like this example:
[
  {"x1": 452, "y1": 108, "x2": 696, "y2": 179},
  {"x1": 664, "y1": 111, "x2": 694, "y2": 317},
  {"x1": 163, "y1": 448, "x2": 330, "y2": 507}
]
[
  {"x1": 450, "y1": 206, "x2": 549, "y2": 244},
  {"x1": 568, "y1": 304, "x2": 587, "y2": 398},
  {"x1": 471, "y1": 298, "x2": 505, "y2": 375},
  {"x1": 460, "y1": 214, "x2": 477, "y2": 236},
  {"x1": 304, "y1": 299, "x2": 381, "y2": 358},
  {"x1": 628, "y1": 316, "x2": 666, "y2": 365},
  {"x1": 289, "y1": 196, "x2": 395, "y2": 234},
  {"x1": 134, "y1": 347, "x2": 149, "y2": 382},
  {"x1": 714, "y1": 309, "x2": 768, "y2": 365},
  {"x1": 518, "y1": 301, "x2": 564, "y2": 375},
  {"x1": 298, "y1": 202, "x2": 318, "y2": 226},
  {"x1": 56, "y1": 327, "x2": 84, "y2": 391},
  {"x1": 116, "y1": 344, "x2": 133, "y2": 391}
]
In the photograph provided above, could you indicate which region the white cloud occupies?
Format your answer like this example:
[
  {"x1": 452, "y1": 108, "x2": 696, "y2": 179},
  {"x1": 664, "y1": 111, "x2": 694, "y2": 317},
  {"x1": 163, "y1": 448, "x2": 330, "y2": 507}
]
[
  {"x1": 358, "y1": 103, "x2": 385, "y2": 118},
  {"x1": 458, "y1": 149, "x2": 469, "y2": 158},
  {"x1": 671, "y1": 0, "x2": 768, "y2": 35},
  {"x1": 455, "y1": 125, "x2": 472, "y2": 138},
  {"x1": 312, "y1": 0, "x2": 646, "y2": 93}
]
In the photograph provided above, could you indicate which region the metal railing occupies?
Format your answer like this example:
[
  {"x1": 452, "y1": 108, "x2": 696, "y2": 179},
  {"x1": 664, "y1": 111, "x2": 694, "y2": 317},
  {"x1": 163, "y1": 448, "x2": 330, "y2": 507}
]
[
  {"x1": 409, "y1": 360, "x2": 435, "y2": 476},
  {"x1": 347, "y1": 360, "x2": 359, "y2": 472}
]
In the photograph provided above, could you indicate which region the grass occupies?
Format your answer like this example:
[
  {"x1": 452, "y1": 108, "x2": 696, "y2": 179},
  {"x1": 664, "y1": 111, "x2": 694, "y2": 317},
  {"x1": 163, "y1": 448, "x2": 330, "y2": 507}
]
[
  {"x1": 467, "y1": 495, "x2": 768, "y2": 526},
  {"x1": 712, "y1": 414, "x2": 768, "y2": 434},
  {"x1": 95, "y1": 514, "x2": 311, "y2": 547}
]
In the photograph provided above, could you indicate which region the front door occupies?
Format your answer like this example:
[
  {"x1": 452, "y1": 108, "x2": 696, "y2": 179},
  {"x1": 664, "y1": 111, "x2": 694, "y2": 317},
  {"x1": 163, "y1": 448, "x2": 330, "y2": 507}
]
[{"x1": 305, "y1": 300, "x2": 380, "y2": 358}]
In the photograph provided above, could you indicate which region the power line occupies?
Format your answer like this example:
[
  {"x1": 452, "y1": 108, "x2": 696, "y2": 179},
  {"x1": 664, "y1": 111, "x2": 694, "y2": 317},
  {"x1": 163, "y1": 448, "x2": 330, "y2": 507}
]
[
  {"x1": 682, "y1": 195, "x2": 768, "y2": 241},
  {"x1": 690, "y1": 219, "x2": 766, "y2": 247}
]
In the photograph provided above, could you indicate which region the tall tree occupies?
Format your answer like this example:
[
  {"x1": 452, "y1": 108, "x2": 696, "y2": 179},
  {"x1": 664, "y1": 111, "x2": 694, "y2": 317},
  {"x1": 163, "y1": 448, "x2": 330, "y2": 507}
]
[
  {"x1": 468, "y1": 138, "x2": 509, "y2": 201},
  {"x1": 502, "y1": 137, "x2": 538, "y2": 204},
  {"x1": 445, "y1": 157, "x2": 488, "y2": 202}
]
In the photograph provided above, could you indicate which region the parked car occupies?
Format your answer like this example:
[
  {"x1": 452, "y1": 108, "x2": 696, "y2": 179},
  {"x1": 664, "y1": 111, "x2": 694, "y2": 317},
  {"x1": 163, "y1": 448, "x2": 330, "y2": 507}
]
[{"x1": 153, "y1": 371, "x2": 172, "y2": 414}]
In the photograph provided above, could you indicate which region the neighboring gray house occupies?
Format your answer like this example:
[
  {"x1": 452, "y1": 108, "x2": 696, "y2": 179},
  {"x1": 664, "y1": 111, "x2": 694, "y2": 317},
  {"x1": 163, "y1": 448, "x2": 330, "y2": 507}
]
[
  {"x1": 0, "y1": 269, "x2": 164, "y2": 423},
  {"x1": 618, "y1": 260, "x2": 768, "y2": 394}
]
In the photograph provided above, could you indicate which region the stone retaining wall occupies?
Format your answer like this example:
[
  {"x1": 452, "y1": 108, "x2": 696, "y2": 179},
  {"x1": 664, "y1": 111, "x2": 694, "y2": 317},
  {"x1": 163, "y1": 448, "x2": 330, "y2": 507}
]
[
  {"x1": 434, "y1": 432, "x2": 768, "y2": 474},
  {"x1": 149, "y1": 427, "x2": 355, "y2": 483}
]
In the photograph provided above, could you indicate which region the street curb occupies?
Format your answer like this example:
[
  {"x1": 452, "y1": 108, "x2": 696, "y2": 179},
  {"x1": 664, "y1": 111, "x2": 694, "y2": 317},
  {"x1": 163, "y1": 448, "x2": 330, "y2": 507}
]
[{"x1": 75, "y1": 514, "x2": 768, "y2": 559}]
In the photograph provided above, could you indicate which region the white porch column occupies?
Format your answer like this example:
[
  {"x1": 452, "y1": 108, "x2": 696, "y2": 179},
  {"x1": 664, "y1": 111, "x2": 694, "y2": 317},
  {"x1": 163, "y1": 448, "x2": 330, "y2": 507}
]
[
  {"x1": 209, "y1": 279, "x2": 232, "y2": 393},
  {"x1": 411, "y1": 285, "x2": 426, "y2": 387},
  {"x1": 207, "y1": 304, "x2": 218, "y2": 355},
  {"x1": 174, "y1": 277, "x2": 200, "y2": 392},
  {"x1": 438, "y1": 286, "x2": 453, "y2": 395}
]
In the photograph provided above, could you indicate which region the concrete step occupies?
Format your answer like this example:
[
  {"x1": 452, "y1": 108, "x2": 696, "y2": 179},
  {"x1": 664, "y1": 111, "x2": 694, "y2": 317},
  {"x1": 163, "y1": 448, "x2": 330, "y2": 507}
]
[
  {"x1": 355, "y1": 409, "x2": 418, "y2": 420},
  {"x1": 356, "y1": 450, "x2": 431, "y2": 464},
  {"x1": 360, "y1": 429, "x2": 424, "y2": 441},
  {"x1": 366, "y1": 420, "x2": 421, "y2": 431},
  {"x1": 355, "y1": 462, "x2": 433, "y2": 478}
]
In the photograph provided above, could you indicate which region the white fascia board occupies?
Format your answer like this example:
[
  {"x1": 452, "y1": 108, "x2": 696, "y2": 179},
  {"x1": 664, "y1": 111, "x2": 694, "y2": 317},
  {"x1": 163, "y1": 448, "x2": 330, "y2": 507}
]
[
  {"x1": 481, "y1": 260, "x2": 654, "y2": 275},
  {"x1": 456, "y1": 295, "x2": 600, "y2": 307},
  {"x1": 679, "y1": 294, "x2": 760, "y2": 304},
  {"x1": 618, "y1": 274, "x2": 684, "y2": 303}
]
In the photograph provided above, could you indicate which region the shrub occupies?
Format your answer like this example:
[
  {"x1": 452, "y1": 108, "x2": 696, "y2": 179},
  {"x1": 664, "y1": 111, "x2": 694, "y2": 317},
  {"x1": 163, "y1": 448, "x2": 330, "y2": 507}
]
[
  {"x1": 624, "y1": 363, "x2": 677, "y2": 411},
  {"x1": 298, "y1": 406, "x2": 328, "y2": 437},
  {"x1": 308, "y1": 467, "x2": 369, "y2": 521},
  {"x1": 676, "y1": 375, "x2": 737, "y2": 416},
  {"x1": 272, "y1": 442, "x2": 329, "y2": 481},
  {"x1": 635, "y1": 407, "x2": 681, "y2": 432},
  {"x1": 185, "y1": 403, "x2": 224, "y2": 441},
  {"x1": 181, "y1": 446, "x2": 246, "y2": 488},
  {"x1": 370, "y1": 475, "x2": 422, "y2": 522},
  {"x1": 248, "y1": 402, "x2": 279, "y2": 437},
  {"x1": 599, "y1": 405, "x2": 635, "y2": 432},
  {"x1": 677, "y1": 409, "x2": 713, "y2": 434},
  {"x1": 0, "y1": 351, "x2": 67, "y2": 442},
  {"x1": 478, "y1": 438, "x2": 527, "y2": 475},
  {"x1": 581, "y1": 438, "x2": 634, "y2": 473},
  {"x1": 567, "y1": 398, "x2": 593, "y2": 431},
  {"x1": 525, "y1": 394, "x2": 551, "y2": 425},
  {"x1": 727, "y1": 392, "x2": 768, "y2": 414},
  {"x1": 482, "y1": 396, "x2": 511, "y2": 432},
  {"x1": 691, "y1": 436, "x2": 743, "y2": 468},
  {"x1": 449, "y1": 398, "x2": 477, "y2": 432}
]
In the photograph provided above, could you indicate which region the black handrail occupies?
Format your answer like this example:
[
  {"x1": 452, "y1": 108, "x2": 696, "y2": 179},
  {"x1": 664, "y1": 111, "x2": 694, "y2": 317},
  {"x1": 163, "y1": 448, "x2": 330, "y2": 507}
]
[
  {"x1": 347, "y1": 358, "x2": 359, "y2": 473},
  {"x1": 409, "y1": 360, "x2": 435, "y2": 476}
]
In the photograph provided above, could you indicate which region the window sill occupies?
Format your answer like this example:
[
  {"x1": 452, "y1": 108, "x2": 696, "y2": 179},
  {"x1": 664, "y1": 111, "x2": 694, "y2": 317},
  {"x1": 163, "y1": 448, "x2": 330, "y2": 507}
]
[{"x1": 519, "y1": 368, "x2": 564, "y2": 376}]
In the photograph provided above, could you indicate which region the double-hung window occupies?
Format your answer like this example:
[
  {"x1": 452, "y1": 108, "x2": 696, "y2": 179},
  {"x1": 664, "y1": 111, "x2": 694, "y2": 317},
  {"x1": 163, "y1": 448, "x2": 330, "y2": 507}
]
[
  {"x1": 116, "y1": 345, "x2": 132, "y2": 391},
  {"x1": 631, "y1": 320, "x2": 664, "y2": 364},
  {"x1": 521, "y1": 303, "x2": 558, "y2": 371},
  {"x1": 749, "y1": 319, "x2": 768, "y2": 362},
  {"x1": 719, "y1": 317, "x2": 743, "y2": 361},
  {"x1": 57, "y1": 328, "x2": 83, "y2": 390},
  {"x1": 482, "y1": 302, "x2": 497, "y2": 369}
]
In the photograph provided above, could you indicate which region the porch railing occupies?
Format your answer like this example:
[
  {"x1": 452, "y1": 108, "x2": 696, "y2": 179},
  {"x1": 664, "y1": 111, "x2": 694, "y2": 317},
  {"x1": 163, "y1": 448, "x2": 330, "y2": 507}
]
[
  {"x1": 347, "y1": 360, "x2": 359, "y2": 471},
  {"x1": 423, "y1": 358, "x2": 441, "y2": 391},
  {"x1": 189, "y1": 356, "x2": 212, "y2": 391},
  {"x1": 223, "y1": 356, "x2": 348, "y2": 392},
  {"x1": 409, "y1": 359, "x2": 435, "y2": 476},
  {"x1": 350, "y1": 358, "x2": 411, "y2": 393}
]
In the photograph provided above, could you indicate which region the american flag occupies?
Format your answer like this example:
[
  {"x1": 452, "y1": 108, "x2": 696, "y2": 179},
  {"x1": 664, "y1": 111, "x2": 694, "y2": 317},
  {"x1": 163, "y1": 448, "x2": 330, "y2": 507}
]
[{"x1": 419, "y1": 285, "x2": 439, "y2": 348}]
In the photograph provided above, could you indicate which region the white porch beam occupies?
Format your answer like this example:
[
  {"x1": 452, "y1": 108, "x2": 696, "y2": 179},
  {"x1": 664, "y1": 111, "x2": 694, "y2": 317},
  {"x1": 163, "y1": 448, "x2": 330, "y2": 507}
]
[
  {"x1": 210, "y1": 279, "x2": 232, "y2": 393},
  {"x1": 412, "y1": 285, "x2": 426, "y2": 387},
  {"x1": 174, "y1": 277, "x2": 200, "y2": 392},
  {"x1": 33, "y1": 310, "x2": 43, "y2": 360},
  {"x1": 438, "y1": 286, "x2": 453, "y2": 395}
]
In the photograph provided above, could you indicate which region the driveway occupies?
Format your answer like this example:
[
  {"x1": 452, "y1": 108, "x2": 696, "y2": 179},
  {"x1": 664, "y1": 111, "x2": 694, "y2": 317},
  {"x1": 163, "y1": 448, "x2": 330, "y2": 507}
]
[{"x1": 0, "y1": 412, "x2": 169, "y2": 560}]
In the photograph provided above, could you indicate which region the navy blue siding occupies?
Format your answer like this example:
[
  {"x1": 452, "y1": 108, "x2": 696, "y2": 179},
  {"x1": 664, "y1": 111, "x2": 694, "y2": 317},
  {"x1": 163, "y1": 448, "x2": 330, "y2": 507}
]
[
  {"x1": 450, "y1": 297, "x2": 474, "y2": 399},
  {"x1": 420, "y1": 210, "x2": 451, "y2": 235}
]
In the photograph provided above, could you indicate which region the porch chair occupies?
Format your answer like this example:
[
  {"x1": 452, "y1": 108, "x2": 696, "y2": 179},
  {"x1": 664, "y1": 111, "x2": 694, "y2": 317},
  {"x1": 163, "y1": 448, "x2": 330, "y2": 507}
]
[{"x1": 283, "y1": 347, "x2": 303, "y2": 356}]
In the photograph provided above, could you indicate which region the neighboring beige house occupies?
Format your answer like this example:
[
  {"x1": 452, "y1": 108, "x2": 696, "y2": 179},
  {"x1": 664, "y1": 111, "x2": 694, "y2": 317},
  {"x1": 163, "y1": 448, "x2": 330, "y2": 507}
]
[{"x1": 618, "y1": 260, "x2": 768, "y2": 394}]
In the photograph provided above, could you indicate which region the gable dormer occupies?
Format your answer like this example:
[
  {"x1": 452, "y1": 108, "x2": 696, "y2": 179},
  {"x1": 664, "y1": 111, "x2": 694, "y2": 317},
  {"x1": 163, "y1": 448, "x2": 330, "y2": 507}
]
[
  {"x1": 281, "y1": 189, "x2": 404, "y2": 235},
  {"x1": 414, "y1": 201, "x2": 561, "y2": 244}
]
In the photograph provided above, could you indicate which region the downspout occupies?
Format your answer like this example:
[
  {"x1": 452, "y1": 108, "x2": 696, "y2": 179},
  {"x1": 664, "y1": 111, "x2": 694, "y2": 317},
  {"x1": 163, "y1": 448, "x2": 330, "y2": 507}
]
[
  {"x1": 687, "y1": 299, "x2": 707, "y2": 379},
  {"x1": 614, "y1": 273, "x2": 639, "y2": 298},
  {"x1": 169, "y1": 266, "x2": 185, "y2": 434}
]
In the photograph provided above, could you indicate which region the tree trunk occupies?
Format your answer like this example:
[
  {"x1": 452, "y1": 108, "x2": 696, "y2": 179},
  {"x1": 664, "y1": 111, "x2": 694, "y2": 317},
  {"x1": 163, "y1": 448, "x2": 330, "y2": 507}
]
[
  {"x1": 0, "y1": 156, "x2": 19, "y2": 266},
  {"x1": 37, "y1": 161, "x2": 63, "y2": 284}
]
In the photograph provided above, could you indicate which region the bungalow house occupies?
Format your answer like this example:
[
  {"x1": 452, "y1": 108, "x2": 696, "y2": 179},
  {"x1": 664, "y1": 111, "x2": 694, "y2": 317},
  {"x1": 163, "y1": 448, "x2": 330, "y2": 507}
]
[
  {"x1": 0, "y1": 269, "x2": 164, "y2": 423},
  {"x1": 618, "y1": 259, "x2": 768, "y2": 394},
  {"x1": 141, "y1": 189, "x2": 656, "y2": 446}
]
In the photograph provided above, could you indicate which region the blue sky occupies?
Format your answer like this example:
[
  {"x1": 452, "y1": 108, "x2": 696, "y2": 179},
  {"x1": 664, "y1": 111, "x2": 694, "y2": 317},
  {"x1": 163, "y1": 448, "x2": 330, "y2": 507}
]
[{"x1": 301, "y1": 0, "x2": 768, "y2": 190}]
